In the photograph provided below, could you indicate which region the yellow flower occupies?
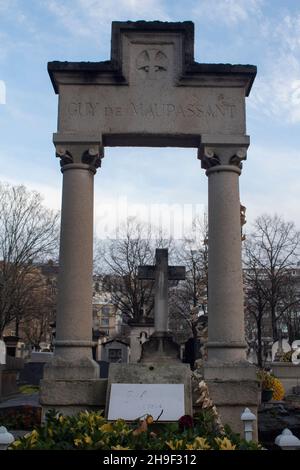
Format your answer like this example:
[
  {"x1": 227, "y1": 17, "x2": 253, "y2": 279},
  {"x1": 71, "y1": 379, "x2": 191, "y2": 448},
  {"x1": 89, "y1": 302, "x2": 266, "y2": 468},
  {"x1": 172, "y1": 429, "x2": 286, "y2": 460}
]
[
  {"x1": 27, "y1": 429, "x2": 39, "y2": 444},
  {"x1": 59, "y1": 415, "x2": 65, "y2": 423},
  {"x1": 74, "y1": 438, "x2": 82, "y2": 447},
  {"x1": 100, "y1": 423, "x2": 113, "y2": 433},
  {"x1": 11, "y1": 440, "x2": 22, "y2": 448},
  {"x1": 272, "y1": 378, "x2": 285, "y2": 401},
  {"x1": 166, "y1": 439, "x2": 184, "y2": 450},
  {"x1": 111, "y1": 445, "x2": 131, "y2": 450},
  {"x1": 48, "y1": 428, "x2": 53, "y2": 437},
  {"x1": 215, "y1": 437, "x2": 236, "y2": 450},
  {"x1": 186, "y1": 437, "x2": 210, "y2": 450},
  {"x1": 84, "y1": 435, "x2": 92, "y2": 445}
]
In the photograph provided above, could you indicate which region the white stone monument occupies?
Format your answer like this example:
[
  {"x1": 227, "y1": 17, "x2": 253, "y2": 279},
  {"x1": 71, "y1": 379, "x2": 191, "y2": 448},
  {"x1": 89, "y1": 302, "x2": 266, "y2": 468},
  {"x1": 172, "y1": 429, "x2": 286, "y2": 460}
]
[{"x1": 40, "y1": 20, "x2": 258, "y2": 436}]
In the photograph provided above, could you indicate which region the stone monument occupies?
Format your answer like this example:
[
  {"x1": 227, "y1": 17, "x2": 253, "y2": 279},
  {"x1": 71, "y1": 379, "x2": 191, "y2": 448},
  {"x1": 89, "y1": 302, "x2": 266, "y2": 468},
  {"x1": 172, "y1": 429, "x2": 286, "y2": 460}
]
[
  {"x1": 107, "y1": 248, "x2": 191, "y2": 419},
  {"x1": 138, "y1": 248, "x2": 185, "y2": 362},
  {"x1": 40, "y1": 20, "x2": 258, "y2": 434}
]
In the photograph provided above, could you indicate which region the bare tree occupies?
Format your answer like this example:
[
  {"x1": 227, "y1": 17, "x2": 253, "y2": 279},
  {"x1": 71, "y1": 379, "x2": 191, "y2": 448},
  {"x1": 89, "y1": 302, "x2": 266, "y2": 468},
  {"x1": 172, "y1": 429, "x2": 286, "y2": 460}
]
[
  {"x1": 0, "y1": 182, "x2": 59, "y2": 337},
  {"x1": 19, "y1": 267, "x2": 56, "y2": 349},
  {"x1": 244, "y1": 239, "x2": 269, "y2": 366},
  {"x1": 244, "y1": 214, "x2": 300, "y2": 363},
  {"x1": 170, "y1": 215, "x2": 208, "y2": 340},
  {"x1": 95, "y1": 218, "x2": 172, "y2": 323}
]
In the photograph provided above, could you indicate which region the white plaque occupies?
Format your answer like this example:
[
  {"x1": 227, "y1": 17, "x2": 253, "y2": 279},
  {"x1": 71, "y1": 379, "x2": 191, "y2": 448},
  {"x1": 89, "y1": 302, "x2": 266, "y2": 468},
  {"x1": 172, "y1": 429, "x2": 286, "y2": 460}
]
[
  {"x1": 108, "y1": 383, "x2": 185, "y2": 421},
  {"x1": 0, "y1": 340, "x2": 6, "y2": 365}
]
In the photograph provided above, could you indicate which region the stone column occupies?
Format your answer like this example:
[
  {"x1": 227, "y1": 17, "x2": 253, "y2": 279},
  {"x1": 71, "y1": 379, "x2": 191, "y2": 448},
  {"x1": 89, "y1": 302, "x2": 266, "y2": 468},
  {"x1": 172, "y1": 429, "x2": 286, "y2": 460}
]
[
  {"x1": 55, "y1": 144, "x2": 102, "y2": 367},
  {"x1": 40, "y1": 144, "x2": 107, "y2": 413},
  {"x1": 200, "y1": 145, "x2": 247, "y2": 363},
  {"x1": 198, "y1": 144, "x2": 258, "y2": 439}
]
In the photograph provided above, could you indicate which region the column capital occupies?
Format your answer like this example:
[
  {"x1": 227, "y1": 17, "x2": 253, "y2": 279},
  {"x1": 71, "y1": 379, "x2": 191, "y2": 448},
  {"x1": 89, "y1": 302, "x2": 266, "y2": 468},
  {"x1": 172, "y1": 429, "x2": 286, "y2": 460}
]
[
  {"x1": 198, "y1": 144, "x2": 248, "y2": 171},
  {"x1": 55, "y1": 143, "x2": 104, "y2": 172}
]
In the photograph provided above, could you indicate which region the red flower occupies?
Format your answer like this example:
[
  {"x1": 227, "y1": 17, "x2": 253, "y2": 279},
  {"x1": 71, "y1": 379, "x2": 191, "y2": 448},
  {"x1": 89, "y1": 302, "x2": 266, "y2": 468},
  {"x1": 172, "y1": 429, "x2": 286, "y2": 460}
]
[{"x1": 178, "y1": 415, "x2": 194, "y2": 431}]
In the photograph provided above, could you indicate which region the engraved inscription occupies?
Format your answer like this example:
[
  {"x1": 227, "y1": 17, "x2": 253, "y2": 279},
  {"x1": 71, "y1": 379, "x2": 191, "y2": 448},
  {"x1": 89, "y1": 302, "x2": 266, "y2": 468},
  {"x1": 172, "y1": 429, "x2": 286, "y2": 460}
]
[
  {"x1": 68, "y1": 102, "x2": 100, "y2": 116},
  {"x1": 136, "y1": 49, "x2": 168, "y2": 80},
  {"x1": 104, "y1": 100, "x2": 235, "y2": 120},
  {"x1": 66, "y1": 94, "x2": 237, "y2": 121}
]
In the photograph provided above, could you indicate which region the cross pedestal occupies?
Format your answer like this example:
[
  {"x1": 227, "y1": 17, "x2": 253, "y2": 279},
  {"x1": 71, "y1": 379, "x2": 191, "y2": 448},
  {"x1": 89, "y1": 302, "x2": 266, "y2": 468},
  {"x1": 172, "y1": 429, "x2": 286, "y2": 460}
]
[{"x1": 138, "y1": 249, "x2": 185, "y2": 363}]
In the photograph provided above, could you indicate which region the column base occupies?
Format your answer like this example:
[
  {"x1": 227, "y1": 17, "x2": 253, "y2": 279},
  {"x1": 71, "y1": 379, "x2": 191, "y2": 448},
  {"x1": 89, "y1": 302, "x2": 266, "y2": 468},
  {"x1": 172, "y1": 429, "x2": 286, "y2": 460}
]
[
  {"x1": 40, "y1": 378, "x2": 108, "y2": 418},
  {"x1": 204, "y1": 361, "x2": 260, "y2": 440},
  {"x1": 42, "y1": 356, "x2": 100, "y2": 380},
  {"x1": 39, "y1": 356, "x2": 105, "y2": 418}
]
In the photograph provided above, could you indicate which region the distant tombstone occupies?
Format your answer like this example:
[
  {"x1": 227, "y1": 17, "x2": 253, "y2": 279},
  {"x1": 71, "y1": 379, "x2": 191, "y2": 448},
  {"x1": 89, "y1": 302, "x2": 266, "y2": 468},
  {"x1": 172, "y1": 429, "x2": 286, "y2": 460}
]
[
  {"x1": 272, "y1": 339, "x2": 291, "y2": 361},
  {"x1": 247, "y1": 347, "x2": 257, "y2": 364},
  {"x1": 0, "y1": 340, "x2": 6, "y2": 365},
  {"x1": 292, "y1": 340, "x2": 300, "y2": 365},
  {"x1": 108, "y1": 383, "x2": 185, "y2": 421},
  {"x1": 292, "y1": 340, "x2": 300, "y2": 350}
]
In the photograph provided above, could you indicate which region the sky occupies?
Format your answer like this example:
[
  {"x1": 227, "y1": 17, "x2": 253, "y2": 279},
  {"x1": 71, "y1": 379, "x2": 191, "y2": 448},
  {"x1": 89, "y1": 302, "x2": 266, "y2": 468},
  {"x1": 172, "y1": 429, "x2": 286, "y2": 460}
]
[{"x1": 0, "y1": 0, "x2": 300, "y2": 240}]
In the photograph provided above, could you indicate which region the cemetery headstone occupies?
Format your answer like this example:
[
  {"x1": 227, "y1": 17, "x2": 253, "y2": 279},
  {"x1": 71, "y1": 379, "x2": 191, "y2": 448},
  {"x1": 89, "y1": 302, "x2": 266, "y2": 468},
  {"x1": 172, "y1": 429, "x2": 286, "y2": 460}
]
[
  {"x1": 272, "y1": 339, "x2": 291, "y2": 362},
  {"x1": 108, "y1": 383, "x2": 185, "y2": 421},
  {"x1": 106, "y1": 362, "x2": 192, "y2": 419},
  {"x1": 0, "y1": 340, "x2": 6, "y2": 365},
  {"x1": 292, "y1": 340, "x2": 300, "y2": 365},
  {"x1": 106, "y1": 248, "x2": 191, "y2": 420},
  {"x1": 138, "y1": 248, "x2": 185, "y2": 362}
]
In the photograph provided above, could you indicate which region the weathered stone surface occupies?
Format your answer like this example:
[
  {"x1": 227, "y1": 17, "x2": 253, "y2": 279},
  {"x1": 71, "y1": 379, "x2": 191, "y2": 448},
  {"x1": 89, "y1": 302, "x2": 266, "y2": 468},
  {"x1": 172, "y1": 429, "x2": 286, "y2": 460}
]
[
  {"x1": 206, "y1": 380, "x2": 259, "y2": 405},
  {"x1": 204, "y1": 361, "x2": 257, "y2": 381},
  {"x1": 140, "y1": 332, "x2": 180, "y2": 363},
  {"x1": 271, "y1": 363, "x2": 300, "y2": 395},
  {"x1": 107, "y1": 363, "x2": 192, "y2": 416},
  {"x1": 49, "y1": 21, "x2": 256, "y2": 147},
  {"x1": 40, "y1": 378, "x2": 107, "y2": 406},
  {"x1": 204, "y1": 362, "x2": 259, "y2": 438},
  {"x1": 43, "y1": 357, "x2": 99, "y2": 380}
]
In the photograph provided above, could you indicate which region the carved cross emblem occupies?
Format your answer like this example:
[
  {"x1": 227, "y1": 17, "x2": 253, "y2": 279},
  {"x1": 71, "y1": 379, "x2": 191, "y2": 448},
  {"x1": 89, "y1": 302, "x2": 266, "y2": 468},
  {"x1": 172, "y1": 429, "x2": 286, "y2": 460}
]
[{"x1": 136, "y1": 49, "x2": 168, "y2": 80}]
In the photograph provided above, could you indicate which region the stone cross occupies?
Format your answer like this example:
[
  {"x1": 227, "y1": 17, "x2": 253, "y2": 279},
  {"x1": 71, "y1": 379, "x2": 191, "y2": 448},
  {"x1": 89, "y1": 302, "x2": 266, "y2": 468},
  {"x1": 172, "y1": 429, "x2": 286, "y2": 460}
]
[{"x1": 138, "y1": 249, "x2": 185, "y2": 333}]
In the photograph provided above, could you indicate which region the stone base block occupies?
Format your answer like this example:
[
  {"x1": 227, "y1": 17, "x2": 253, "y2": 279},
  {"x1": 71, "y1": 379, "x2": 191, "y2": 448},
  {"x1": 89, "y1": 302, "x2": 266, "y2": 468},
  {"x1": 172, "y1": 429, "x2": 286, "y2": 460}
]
[
  {"x1": 140, "y1": 332, "x2": 180, "y2": 363},
  {"x1": 43, "y1": 356, "x2": 99, "y2": 380},
  {"x1": 107, "y1": 363, "x2": 192, "y2": 416},
  {"x1": 40, "y1": 378, "x2": 108, "y2": 418},
  {"x1": 204, "y1": 362, "x2": 259, "y2": 440}
]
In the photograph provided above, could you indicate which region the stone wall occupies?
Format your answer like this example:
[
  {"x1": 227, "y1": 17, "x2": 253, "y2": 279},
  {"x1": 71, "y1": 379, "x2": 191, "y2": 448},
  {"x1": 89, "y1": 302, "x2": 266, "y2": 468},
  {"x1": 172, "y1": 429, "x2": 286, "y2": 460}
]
[
  {"x1": 0, "y1": 356, "x2": 24, "y2": 400},
  {"x1": 271, "y1": 362, "x2": 300, "y2": 395}
]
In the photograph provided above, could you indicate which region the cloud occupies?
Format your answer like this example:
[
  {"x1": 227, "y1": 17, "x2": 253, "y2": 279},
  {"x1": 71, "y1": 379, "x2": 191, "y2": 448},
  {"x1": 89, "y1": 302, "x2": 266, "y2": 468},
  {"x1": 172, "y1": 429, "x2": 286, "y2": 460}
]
[
  {"x1": 192, "y1": 0, "x2": 263, "y2": 25},
  {"x1": 250, "y1": 12, "x2": 300, "y2": 124},
  {"x1": 45, "y1": 0, "x2": 169, "y2": 38},
  {"x1": 0, "y1": 0, "x2": 14, "y2": 12},
  {"x1": 242, "y1": 144, "x2": 300, "y2": 228}
]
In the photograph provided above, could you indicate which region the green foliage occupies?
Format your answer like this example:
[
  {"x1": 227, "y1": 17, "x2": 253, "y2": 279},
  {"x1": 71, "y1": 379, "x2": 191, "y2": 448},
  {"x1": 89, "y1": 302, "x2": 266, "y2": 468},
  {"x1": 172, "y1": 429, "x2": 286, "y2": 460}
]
[
  {"x1": 9, "y1": 410, "x2": 262, "y2": 450},
  {"x1": 19, "y1": 385, "x2": 39, "y2": 395}
]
